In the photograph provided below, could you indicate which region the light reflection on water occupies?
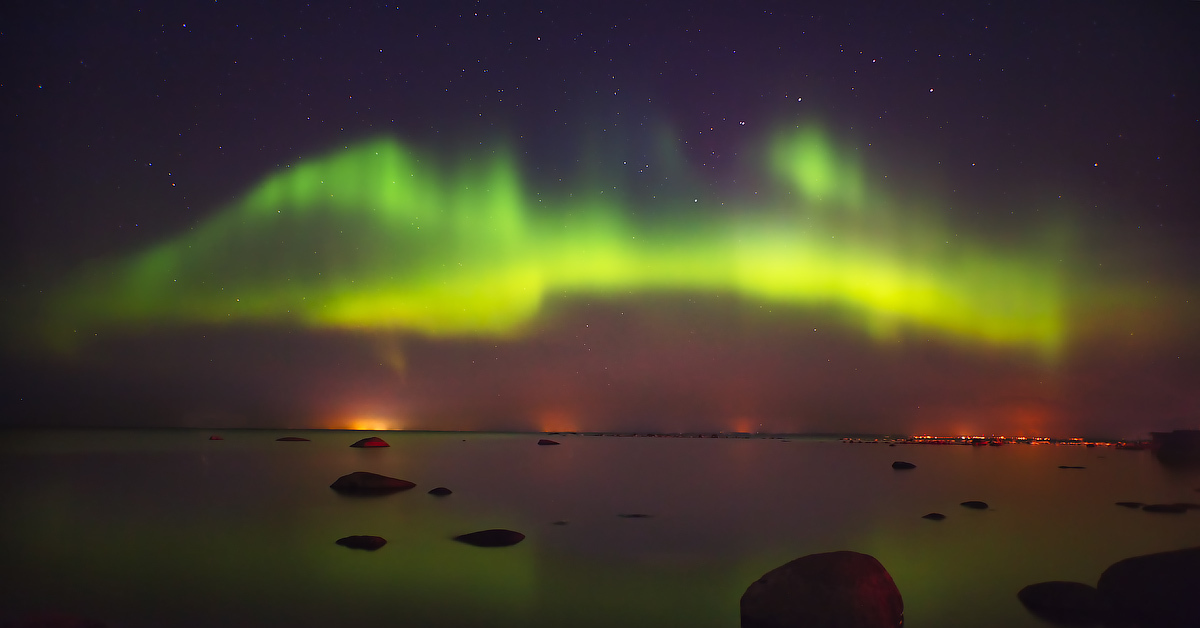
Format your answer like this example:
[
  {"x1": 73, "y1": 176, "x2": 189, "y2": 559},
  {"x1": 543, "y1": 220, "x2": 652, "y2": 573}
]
[{"x1": 1, "y1": 429, "x2": 1198, "y2": 627}]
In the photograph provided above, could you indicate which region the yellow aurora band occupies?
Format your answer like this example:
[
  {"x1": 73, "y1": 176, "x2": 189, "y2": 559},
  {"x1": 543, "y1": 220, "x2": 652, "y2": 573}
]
[{"x1": 38, "y1": 125, "x2": 1066, "y2": 358}]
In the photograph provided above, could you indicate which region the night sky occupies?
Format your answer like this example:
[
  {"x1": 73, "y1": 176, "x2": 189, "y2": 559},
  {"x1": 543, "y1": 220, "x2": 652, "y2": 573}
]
[{"x1": 3, "y1": 1, "x2": 1197, "y2": 437}]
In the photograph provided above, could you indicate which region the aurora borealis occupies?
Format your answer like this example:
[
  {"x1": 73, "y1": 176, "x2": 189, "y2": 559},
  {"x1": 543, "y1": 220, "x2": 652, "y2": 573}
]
[
  {"x1": 3, "y1": 1, "x2": 1198, "y2": 436},
  {"x1": 37, "y1": 127, "x2": 1066, "y2": 355}
]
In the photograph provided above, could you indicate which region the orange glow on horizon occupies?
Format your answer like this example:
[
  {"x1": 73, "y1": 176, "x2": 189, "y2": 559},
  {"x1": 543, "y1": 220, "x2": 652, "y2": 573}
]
[
  {"x1": 537, "y1": 409, "x2": 580, "y2": 433},
  {"x1": 325, "y1": 414, "x2": 404, "y2": 431},
  {"x1": 729, "y1": 416, "x2": 756, "y2": 434}
]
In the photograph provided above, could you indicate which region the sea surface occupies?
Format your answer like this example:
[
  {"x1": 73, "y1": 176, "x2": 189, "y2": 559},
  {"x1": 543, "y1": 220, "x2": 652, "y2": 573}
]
[{"x1": 2, "y1": 429, "x2": 1199, "y2": 627}]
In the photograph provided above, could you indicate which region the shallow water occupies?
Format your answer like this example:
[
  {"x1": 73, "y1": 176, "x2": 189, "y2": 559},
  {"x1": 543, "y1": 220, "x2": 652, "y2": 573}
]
[{"x1": 2, "y1": 429, "x2": 1198, "y2": 627}]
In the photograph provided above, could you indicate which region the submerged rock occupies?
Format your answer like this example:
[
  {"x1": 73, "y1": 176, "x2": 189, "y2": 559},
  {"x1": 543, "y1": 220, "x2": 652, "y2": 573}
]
[
  {"x1": 537, "y1": 439, "x2": 560, "y2": 446},
  {"x1": 1017, "y1": 581, "x2": 1107, "y2": 625},
  {"x1": 617, "y1": 513, "x2": 652, "y2": 518},
  {"x1": 208, "y1": 435, "x2": 224, "y2": 441},
  {"x1": 428, "y1": 487, "x2": 453, "y2": 496},
  {"x1": 1142, "y1": 503, "x2": 1188, "y2": 514},
  {"x1": 1115, "y1": 501, "x2": 1144, "y2": 508},
  {"x1": 921, "y1": 512, "x2": 946, "y2": 521},
  {"x1": 740, "y1": 550, "x2": 903, "y2": 628},
  {"x1": 1057, "y1": 465, "x2": 1086, "y2": 469},
  {"x1": 276, "y1": 436, "x2": 310, "y2": 441},
  {"x1": 350, "y1": 436, "x2": 389, "y2": 448},
  {"x1": 336, "y1": 535, "x2": 387, "y2": 550},
  {"x1": 330, "y1": 471, "x2": 416, "y2": 494},
  {"x1": 960, "y1": 500, "x2": 989, "y2": 510},
  {"x1": 891, "y1": 461, "x2": 916, "y2": 470},
  {"x1": 454, "y1": 529, "x2": 525, "y2": 547},
  {"x1": 1098, "y1": 546, "x2": 1200, "y2": 627}
]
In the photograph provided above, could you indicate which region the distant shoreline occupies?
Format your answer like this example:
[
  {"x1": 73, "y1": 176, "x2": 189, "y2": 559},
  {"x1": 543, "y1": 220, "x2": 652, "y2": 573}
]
[{"x1": 0, "y1": 425, "x2": 1153, "y2": 446}]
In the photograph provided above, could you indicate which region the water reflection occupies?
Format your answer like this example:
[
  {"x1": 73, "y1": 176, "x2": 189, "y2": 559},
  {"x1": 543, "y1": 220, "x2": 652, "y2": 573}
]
[{"x1": 1, "y1": 430, "x2": 1199, "y2": 627}]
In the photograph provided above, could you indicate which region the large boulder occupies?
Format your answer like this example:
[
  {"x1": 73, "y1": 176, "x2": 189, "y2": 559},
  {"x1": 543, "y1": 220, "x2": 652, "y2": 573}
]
[
  {"x1": 350, "y1": 436, "x2": 389, "y2": 447},
  {"x1": 1097, "y1": 546, "x2": 1200, "y2": 627},
  {"x1": 537, "y1": 439, "x2": 560, "y2": 446},
  {"x1": 330, "y1": 471, "x2": 416, "y2": 494},
  {"x1": 740, "y1": 551, "x2": 903, "y2": 628},
  {"x1": 1016, "y1": 581, "x2": 1107, "y2": 625},
  {"x1": 891, "y1": 461, "x2": 916, "y2": 470},
  {"x1": 454, "y1": 529, "x2": 526, "y2": 547}
]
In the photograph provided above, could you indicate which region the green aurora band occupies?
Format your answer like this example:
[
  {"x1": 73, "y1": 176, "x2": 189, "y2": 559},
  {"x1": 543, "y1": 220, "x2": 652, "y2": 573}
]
[{"x1": 37, "y1": 126, "x2": 1069, "y2": 358}]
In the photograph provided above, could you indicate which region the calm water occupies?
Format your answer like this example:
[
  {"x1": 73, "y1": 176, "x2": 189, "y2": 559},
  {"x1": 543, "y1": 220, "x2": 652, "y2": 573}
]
[{"x1": 2, "y1": 429, "x2": 1199, "y2": 627}]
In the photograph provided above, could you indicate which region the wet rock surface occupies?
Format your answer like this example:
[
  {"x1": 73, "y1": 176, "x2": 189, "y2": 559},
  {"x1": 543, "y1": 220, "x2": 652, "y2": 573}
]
[
  {"x1": 741, "y1": 550, "x2": 903, "y2": 628},
  {"x1": 330, "y1": 471, "x2": 416, "y2": 494},
  {"x1": 1016, "y1": 581, "x2": 1107, "y2": 625},
  {"x1": 1098, "y1": 547, "x2": 1200, "y2": 627}
]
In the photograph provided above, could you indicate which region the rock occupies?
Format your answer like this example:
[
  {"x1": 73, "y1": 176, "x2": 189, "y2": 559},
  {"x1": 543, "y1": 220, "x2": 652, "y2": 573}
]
[
  {"x1": 891, "y1": 461, "x2": 916, "y2": 470},
  {"x1": 336, "y1": 535, "x2": 387, "y2": 550},
  {"x1": 740, "y1": 550, "x2": 903, "y2": 628},
  {"x1": 960, "y1": 500, "x2": 989, "y2": 509},
  {"x1": 208, "y1": 435, "x2": 224, "y2": 440},
  {"x1": 350, "y1": 436, "x2": 389, "y2": 447},
  {"x1": 1098, "y1": 546, "x2": 1200, "y2": 627},
  {"x1": 1142, "y1": 503, "x2": 1188, "y2": 514},
  {"x1": 1057, "y1": 465, "x2": 1086, "y2": 469},
  {"x1": 428, "y1": 487, "x2": 452, "y2": 496},
  {"x1": 276, "y1": 436, "x2": 310, "y2": 441},
  {"x1": 537, "y1": 439, "x2": 560, "y2": 446},
  {"x1": 1016, "y1": 581, "x2": 1107, "y2": 625},
  {"x1": 921, "y1": 512, "x2": 945, "y2": 520},
  {"x1": 454, "y1": 529, "x2": 525, "y2": 547},
  {"x1": 1115, "y1": 501, "x2": 1144, "y2": 508},
  {"x1": 330, "y1": 471, "x2": 416, "y2": 494},
  {"x1": 617, "y1": 513, "x2": 652, "y2": 518},
  {"x1": 551, "y1": 520, "x2": 570, "y2": 525}
]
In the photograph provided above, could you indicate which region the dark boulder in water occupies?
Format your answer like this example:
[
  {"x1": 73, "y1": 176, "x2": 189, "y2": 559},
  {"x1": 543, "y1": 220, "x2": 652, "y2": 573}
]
[
  {"x1": 1016, "y1": 581, "x2": 1107, "y2": 625},
  {"x1": 537, "y1": 438, "x2": 560, "y2": 446},
  {"x1": 330, "y1": 471, "x2": 416, "y2": 494},
  {"x1": 276, "y1": 436, "x2": 310, "y2": 441},
  {"x1": 891, "y1": 461, "x2": 916, "y2": 470},
  {"x1": 1098, "y1": 546, "x2": 1200, "y2": 627},
  {"x1": 454, "y1": 529, "x2": 526, "y2": 547},
  {"x1": 740, "y1": 550, "x2": 903, "y2": 628},
  {"x1": 428, "y1": 487, "x2": 452, "y2": 496},
  {"x1": 617, "y1": 513, "x2": 652, "y2": 518},
  {"x1": 350, "y1": 436, "x2": 389, "y2": 447},
  {"x1": 1057, "y1": 465, "x2": 1086, "y2": 469},
  {"x1": 1142, "y1": 503, "x2": 1188, "y2": 514},
  {"x1": 921, "y1": 512, "x2": 945, "y2": 521},
  {"x1": 336, "y1": 535, "x2": 387, "y2": 550},
  {"x1": 208, "y1": 435, "x2": 224, "y2": 441},
  {"x1": 1115, "y1": 501, "x2": 1143, "y2": 508},
  {"x1": 960, "y1": 500, "x2": 989, "y2": 509}
]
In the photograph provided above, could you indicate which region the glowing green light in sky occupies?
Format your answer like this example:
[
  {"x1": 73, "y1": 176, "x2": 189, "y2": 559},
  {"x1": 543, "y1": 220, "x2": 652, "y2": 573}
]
[{"x1": 37, "y1": 126, "x2": 1068, "y2": 358}]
